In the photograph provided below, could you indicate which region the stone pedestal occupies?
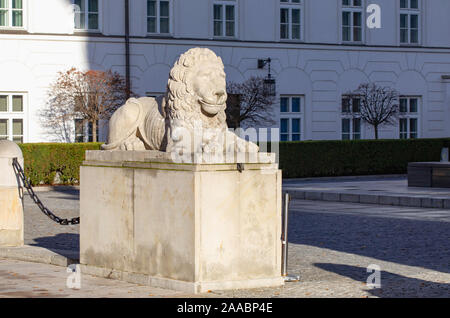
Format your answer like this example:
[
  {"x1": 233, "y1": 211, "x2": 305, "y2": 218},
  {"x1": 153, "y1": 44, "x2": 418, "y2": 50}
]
[
  {"x1": 0, "y1": 140, "x2": 24, "y2": 247},
  {"x1": 80, "y1": 150, "x2": 283, "y2": 293}
]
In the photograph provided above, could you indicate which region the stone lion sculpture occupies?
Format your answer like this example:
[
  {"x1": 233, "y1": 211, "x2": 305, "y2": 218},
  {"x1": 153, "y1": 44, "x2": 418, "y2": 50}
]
[{"x1": 102, "y1": 48, "x2": 258, "y2": 155}]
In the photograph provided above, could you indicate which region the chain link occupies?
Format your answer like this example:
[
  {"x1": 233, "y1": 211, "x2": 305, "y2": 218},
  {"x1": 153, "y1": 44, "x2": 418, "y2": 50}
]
[{"x1": 12, "y1": 158, "x2": 80, "y2": 226}]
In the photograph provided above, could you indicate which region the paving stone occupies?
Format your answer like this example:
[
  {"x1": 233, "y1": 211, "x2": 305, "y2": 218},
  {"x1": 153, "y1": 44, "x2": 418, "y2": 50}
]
[
  {"x1": 359, "y1": 194, "x2": 379, "y2": 205},
  {"x1": 379, "y1": 196, "x2": 400, "y2": 206},
  {"x1": 340, "y1": 194, "x2": 360, "y2": 203},
  {"x1": 6, "y1": 188, "x2": 450, "y2": 298},
  {"x1": 322, "y1": 192, "x2": 340, "y2": 202},
  {"x1": 399, "y1": 196, "x2": 422, "y2": 207},
  {"x1": 304, "y1": 192, "x2": 322, "y2": 201}
]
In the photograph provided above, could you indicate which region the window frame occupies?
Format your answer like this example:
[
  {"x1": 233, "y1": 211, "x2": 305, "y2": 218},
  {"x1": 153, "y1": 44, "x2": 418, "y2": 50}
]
[
  {"x1": 146, "y1": 0, "x2": 172, "y2": 35},
  {"x1": 73, "y1": 0, "x2": 102, "y2": 32},
  {"x1": 74, "y1": 119, "x2": 99, "y2": 143},
  {"x1": 279, "y1": 0, "x2": 304, "y2": 42},
  {"x1": 398, "y1": 96, "x2": 420, "y2": 139},
  {"x1": 280, "y1": 95, "x2": 304, "y2": 142},
  {"x1": 341, "y1": 95, "x2": 363, "y2": 140},
  {"x1": 0, "y1": 0, "x2": 26, "y2": 30},
  {"x1": 212, "y1": 0, "x2": 238, "y2": 39},
  {"x1": 399, "y1": 0, "x2": 421, "y2": 45},
  {"x1": 0, "y1": 92, "x2": 26, "y2": 143},
  {"x1": 341, "y1": 0, "x2": 364, "y2": 44}
]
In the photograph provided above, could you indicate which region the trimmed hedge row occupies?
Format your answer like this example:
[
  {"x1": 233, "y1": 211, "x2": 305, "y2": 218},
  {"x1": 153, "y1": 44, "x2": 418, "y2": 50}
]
[
  {"x1": 18, "y1": 143, "x2": 102, "y2": 186},
  {"x1": 278, "y1": 138, "x2": 450, "y2": 178},
  {"x1": 14, "y1": 138, "x2": 450, "y2": 185}
]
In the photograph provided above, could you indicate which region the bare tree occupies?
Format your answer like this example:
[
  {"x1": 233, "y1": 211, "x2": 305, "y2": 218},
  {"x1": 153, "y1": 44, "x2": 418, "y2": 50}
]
[
  {"x1": 348, "y1": 83, "x2": 399, "y2": 139},
  {"x1": 42, "y1": 67, "x2": 131, "y2": 142},
  {"x1": 226, "y1": 76, "x2": 276, "y2": 128}
]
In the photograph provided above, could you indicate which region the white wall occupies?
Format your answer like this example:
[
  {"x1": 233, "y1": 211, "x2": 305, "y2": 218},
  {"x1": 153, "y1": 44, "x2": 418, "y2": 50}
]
[{"x1": 1, "y1": 0, "x2": 450, "y2": 143}]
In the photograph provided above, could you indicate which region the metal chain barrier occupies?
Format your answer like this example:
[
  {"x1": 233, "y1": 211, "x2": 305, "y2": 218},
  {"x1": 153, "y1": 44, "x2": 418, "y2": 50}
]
[{"x1": 12, "y1": 158, "x2": 80, "y2": 226}]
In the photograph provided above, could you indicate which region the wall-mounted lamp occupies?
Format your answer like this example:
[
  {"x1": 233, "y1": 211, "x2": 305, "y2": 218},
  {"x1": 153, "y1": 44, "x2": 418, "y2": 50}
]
[{"x1": 258, "y1": 58, "x2": 276, "y2": 96}]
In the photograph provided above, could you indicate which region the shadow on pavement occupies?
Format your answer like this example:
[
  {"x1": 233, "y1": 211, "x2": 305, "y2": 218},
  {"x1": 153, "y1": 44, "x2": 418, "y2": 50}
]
[
  {"x1": 30, "y1": 233, "x2": 79, "y2": 260},
  {"x1": 314, "y1": 263, "x2": 450, "y2": 298},
  {"x1": 289, "y1": 210, "x2": 450, "y2": 274}
]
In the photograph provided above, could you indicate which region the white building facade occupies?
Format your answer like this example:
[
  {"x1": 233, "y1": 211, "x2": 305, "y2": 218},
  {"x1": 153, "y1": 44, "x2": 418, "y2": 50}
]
[{"x1": 1, "y1": 0, "x2": 450, "y2": 143}]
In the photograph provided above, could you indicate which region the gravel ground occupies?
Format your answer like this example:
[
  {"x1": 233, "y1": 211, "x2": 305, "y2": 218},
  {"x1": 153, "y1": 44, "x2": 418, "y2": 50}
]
[{"x1": 20, "y1": 188, "x2": 450, "y2": 298}]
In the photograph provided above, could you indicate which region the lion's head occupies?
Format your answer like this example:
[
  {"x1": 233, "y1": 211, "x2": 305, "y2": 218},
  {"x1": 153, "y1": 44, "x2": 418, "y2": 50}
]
[{"x1": 165, "y1": 48, "x2": 228, "y2": 129}]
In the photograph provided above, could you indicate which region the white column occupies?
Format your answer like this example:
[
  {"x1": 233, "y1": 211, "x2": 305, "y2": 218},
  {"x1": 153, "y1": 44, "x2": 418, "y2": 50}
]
[{"x1": 0, "y1": 140, "x2": 24, "y2": 247}]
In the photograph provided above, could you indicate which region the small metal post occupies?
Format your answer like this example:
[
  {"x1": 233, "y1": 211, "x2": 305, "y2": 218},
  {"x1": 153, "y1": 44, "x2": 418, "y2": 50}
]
[{"x1": 281, "y1": 192, "x2": 300, "y2": 282}]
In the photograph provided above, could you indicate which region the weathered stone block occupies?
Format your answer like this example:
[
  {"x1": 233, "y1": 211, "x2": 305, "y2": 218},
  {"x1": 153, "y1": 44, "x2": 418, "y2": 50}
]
[{"x1": 80, "y1": 151, "x2": 283, "y2": 293}]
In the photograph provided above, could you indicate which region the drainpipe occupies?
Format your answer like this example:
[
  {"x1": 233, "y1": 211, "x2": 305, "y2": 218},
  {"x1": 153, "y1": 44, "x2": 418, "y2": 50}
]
[{"x1": 125, "y1": 0, "x2": 131, "y2": 98}]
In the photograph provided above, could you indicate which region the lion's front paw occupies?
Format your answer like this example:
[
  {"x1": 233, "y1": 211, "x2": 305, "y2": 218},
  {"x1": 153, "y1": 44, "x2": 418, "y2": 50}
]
[{"x1": 120, "y1": 136, "x2": 146, "y2": 150}]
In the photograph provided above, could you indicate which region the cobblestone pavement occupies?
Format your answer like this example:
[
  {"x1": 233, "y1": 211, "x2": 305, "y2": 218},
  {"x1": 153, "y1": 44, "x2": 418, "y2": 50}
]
[
  {"x1": 23, "y1": 188, "x2": 80, "y2": 257},
  {"x1": 16, "y1": 188, "x2": 450, "y2": 297}
]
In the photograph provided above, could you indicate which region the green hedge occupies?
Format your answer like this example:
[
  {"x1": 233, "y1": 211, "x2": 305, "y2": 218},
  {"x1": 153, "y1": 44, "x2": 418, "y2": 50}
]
[
  {"x1": 14, "y1": 138, "x2": 450, "y2": 185},
  {"x1": 18, "y1": 143, "x2": 102, "y2": 186},
  {"x1": 278, "y1": 138, "x2": 450, "y2": 178}
]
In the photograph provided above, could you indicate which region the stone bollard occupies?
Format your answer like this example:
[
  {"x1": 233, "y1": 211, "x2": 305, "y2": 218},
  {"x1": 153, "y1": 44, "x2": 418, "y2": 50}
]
[{"x1": 0, "y1": 140, "x2": 24, "y2": 247}]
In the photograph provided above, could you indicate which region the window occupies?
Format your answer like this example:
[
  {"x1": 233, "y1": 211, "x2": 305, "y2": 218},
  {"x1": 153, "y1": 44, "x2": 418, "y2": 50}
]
[
  {"x1": 74, "y1": 119, "x2": 99, "y2": 142},
  {"x1": 0, "y1": 93, "x2": 25, "y2": 143},
  {"x1": 400, "y1": 0, "x2": 420, "y2": 44},
  {"x1": 147, "y1": 0, "x2": 170, "y2": 34},
  {"x1": 280, "y1": 0, "x2": 302, "y2": 40},
  {"x1": 342, "y1": 0, "x2": 363, "y2": 42},
  {"x1": 0, "y1": 0, "x2": 24, "y2": 28},
  {"x1": 213, "y1": 0, "x2": 236, "y2": 37},
  {"x1": 399, "y1": 96, "x2": 419, "y2": 139},
  {"x1": 341, "y1": 95, "x2": 362, "y2": 140},
  {"x1": 280, "y1": 96, "x2": 303, "y2": 141},
  {"x1": 74, "y1": 0, "x2": 99, "y2": 31}
]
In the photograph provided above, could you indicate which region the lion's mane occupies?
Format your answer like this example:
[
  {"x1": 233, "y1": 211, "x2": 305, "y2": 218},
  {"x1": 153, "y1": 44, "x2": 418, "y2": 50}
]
[{"x1": 165, "y1": 48, "x2": 227, "y2": 130}]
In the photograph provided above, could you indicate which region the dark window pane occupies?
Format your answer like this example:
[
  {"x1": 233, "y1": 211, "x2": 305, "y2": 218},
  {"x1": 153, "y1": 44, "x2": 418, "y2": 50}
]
[
  {"x1": 147, "y1": 0, "x2": 156, "y2": 16},
  {"x1": 281, "y1": 8, "x2": 289, "y2": 24},
  {"x1": 400, "y1": 14, "x2": 408, "y2": 28},
  {"x1": 342, "y1": 98, "x2": 350, "y2": 113},
  {"x1": 292, "y1": 9, "x2": 300, "y2": 24},
  {"x1": 214, "y1": 5, "x2": 222, "y2": 20},
  {"x1": 291, "y1": 98, "x2": 300, "y2": 112},
  {"x1": 280, "y1": 98, "x2": 289, "y2": 112},
  {"x1": 292, "y1": 118, "x2": 300, "y2": 133},
  {"x1": 225, "y1": 5, "x2": 234, "y2": 21},
  {"x1": 0, "y1": 119, "x2": 7, "y2": 136},
  {"x1": 410, "y1": 98, "x2": 418, "y2": 113},
  {"x1": 147, "y1": 17, "x2": 156, "y2": 32},
  {"x1": 410, "y1": 0, "x2": 418, "y2": 9},
  {"x1": 12, "y1": 11, "x2": 22, "y2": 27},
  {"x1": 342, "y1": 118, "x2": 350, "y2": 133},
  {"x1": 280, "y1": 118, "x2": 289, "y2": 133},
  {"x1": 214, "y1": 21, "x2": 222, "y2": 36},
  {"x1": 160, "y1": 1, "x2": 169, "y2": 17},
  {"x1": 12, "y1": 0, "x2": 21, "y2": 8},
  {"x1": 225, "y1": 21, "x2": 234, "y2": 36},
  {"x1": 12, "y1": 119, "x2": 22, "y2": 136},
  {"x1": 400, "y1": 99, "x2": 407, "y2": 113},
  {"x1": 160, "y1": 17, "x2": 169, "y2": 33},
  {"x1": 12, "y1": 95, "x2": 23, "y2": 112},
  {"x1": 0, "y1": 95, "x2": 7, "y2": 112},
  {"x1": 292, "y1": 24, "x2": 300, "y2": 39},
  {"x1": 88, "y1": 0, "x2": 98, "y2": 12},
  {"x1": 88, "y1": 13, "x2": 98, "y2": 29}
]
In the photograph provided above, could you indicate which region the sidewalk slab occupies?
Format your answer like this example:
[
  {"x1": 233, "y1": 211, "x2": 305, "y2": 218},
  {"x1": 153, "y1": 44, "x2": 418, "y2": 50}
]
[
  {"x1": 0, "y1": 245, "x2": 78, "y2": 267},
  {"x1": 283, "y1": 175, "x2": 450, "y2": 209}
]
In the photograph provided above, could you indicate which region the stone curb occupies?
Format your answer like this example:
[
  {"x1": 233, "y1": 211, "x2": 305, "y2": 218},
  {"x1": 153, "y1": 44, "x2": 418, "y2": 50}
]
[
  {"x1": 287, "y1": 190, "x2": 450, "y2": 209},
  {"x1": 0, "y1": 245, "x2": 78, "y2": 267}
]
